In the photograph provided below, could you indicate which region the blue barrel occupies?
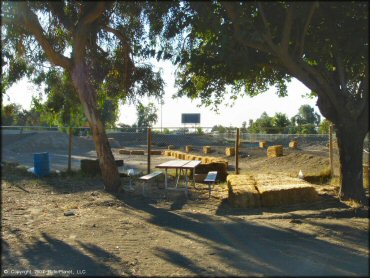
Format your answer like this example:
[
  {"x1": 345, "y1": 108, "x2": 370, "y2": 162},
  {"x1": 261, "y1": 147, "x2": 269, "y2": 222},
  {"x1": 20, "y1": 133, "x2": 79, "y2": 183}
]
[{"x1": 33, "y1": 152, "x2": 50, "y2": 177}]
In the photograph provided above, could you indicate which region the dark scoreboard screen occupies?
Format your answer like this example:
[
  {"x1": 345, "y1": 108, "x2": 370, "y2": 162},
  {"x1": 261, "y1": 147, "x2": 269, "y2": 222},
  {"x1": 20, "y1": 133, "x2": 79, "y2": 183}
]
[{"x1": 181, "y1": 113, "x2": 201, "y2": 124}]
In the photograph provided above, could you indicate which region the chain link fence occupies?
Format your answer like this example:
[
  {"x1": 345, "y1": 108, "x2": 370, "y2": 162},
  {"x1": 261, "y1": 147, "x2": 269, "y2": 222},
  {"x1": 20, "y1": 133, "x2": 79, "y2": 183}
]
[
  {"x1": 2, "y1": 125, "x2": 368, "y2": 189},
  {"x1": 1, "y1": 125, "x2": 331, "y2": 170}
]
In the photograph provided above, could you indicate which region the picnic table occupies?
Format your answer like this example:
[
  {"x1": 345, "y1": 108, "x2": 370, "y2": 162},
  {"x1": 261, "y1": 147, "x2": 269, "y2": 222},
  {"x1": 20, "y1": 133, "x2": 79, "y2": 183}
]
[{"x1": 155, "y1": 159, "x2": 201, "y2": 197}]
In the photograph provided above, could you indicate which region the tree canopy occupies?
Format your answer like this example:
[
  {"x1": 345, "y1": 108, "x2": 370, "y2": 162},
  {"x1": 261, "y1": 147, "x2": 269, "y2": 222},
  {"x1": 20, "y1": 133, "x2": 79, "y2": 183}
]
[
  {"x1": 1, "y1": 1, "x2": 174, "y2": 191},
  {"x1": 161, "y1": 1, "x2": 368, "y2": 202}
]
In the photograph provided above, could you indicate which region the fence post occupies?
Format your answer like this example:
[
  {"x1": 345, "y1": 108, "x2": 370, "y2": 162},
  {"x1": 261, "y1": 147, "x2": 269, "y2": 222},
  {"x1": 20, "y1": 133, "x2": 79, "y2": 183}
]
[
  {"x1": 68, "y1": 126, "x2": 72, "y2": 172},
  {"x1": 235, "y1": 128, "x2": 240, "y2": 174},
  {"x1": 329, "y1": 124, "x2": 334, "y2": 177},
  {"x1": 147, "y1": 127, "x2": 152, "y2": 174}
]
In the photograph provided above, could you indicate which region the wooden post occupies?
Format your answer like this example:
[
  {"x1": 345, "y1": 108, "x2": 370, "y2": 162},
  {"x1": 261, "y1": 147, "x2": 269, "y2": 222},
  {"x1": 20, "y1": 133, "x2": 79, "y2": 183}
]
[
  {"x1": 147, "y1": 127, "x2": 152, "y2": 174},
  {"x1": 235, "y1": 128, "x2": 240, "y2": 174},
  {"x1": 329, "y1": 124, "x2": 334, "y2": 177},
  {"x1": 68, "y1": 126, "x2": 72, "y2": 172}
]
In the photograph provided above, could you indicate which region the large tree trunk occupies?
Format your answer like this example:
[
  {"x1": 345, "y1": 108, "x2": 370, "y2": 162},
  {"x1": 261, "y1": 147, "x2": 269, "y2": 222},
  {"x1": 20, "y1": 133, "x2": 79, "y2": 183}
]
[
  {"x1": 71, "y1": 63, "x2": 121, "y2": 192},
  {"x1": 335, "y1": 123, "x2": 367, "y2": 204}
]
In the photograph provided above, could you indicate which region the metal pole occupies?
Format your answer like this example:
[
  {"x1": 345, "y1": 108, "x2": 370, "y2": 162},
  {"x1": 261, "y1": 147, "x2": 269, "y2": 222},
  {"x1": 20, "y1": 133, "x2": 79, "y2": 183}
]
[
  {"x1": 147, "y1": 127, "x2": 152, "y2": 174},
  {"x1": 329, "y1": 124, "x2": 334, "y2": 177},
  {"x1": 68, "y1": 126, "x2": 72, "y2": 172},
  {"x1": 235, "y1": 128, "x2": 240, "y2": 174},
  {"x1": 161, "y1": 102, "x2": 163, "y2": 133}
]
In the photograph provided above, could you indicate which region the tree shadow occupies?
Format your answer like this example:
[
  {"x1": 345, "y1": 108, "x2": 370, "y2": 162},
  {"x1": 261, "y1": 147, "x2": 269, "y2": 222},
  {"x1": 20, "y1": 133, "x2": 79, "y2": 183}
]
[
  {"x1": 214, "y1": 193, "x2": 368, "y2": 218},
  {"x1": 1, "y1": 232, "x2": 131, "y2": 276},
  {"x1": 114, "y1": 193, "x2": 369, "y2": 276}
]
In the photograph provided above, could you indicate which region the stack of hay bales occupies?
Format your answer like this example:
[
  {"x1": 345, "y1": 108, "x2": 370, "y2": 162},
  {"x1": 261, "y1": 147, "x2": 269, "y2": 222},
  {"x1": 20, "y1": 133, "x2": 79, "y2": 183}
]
[
  {"x1": 227, "y1": 174, "x2": 319, "y2": 208},
  {"x1": 289, "y1": 140, "x2": 298, "y2": 149},
  {"x1": 203, "y1": 146, "x2": 212, "y2": 154},
  {"x1": 163, "y1": 150, "x2": 172, "y2": 156},
  {"x1": 255, "y1": 174, "x2": 319, "y2": 207},
  {"x1": 185, "y1": 145, "x2": 192, "y2": 153},
  {"x1": 131, "y1": 150, "x2": 145, "y2": 155},
  {"x1": 225, "y1": 147, "x2": 235, "y2": 157},
  {"x1": 259, "y1": 141, "x2": 267, "y2": 148},
  {"x1": 118, "y1": 149, "x2": 131, "y2": 155},
  {"x1": 267, "y1": 145, "x2": 283, "y2": 157},
  {"x1": 150, "y1": 150, "x2": 162, "y2": 155},
  {"x1": 227, "y1": 175, "x2": 260, "y2": 208}
]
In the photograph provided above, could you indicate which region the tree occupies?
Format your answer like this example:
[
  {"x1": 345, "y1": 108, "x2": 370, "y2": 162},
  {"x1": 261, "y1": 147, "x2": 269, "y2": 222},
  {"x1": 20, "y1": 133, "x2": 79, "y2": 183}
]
[
  {"x1": 249, "y1": 112, "x2": 274, "y2": 134},
  {"x1": 136, "y1": 102, "x2": 158, "y2": 129},
  {"x1": 291, "y1": 104, "x2": 320, "y2": 134},
  {"x1": 211, "y1": 125, "x2": 226, "y2": 134},
  {"x1": 1, "y1": 102, "x2": 45, "y2": 126},
  {"x1": 241, "y1": 121, "x2": 248, "y2": 133},
  {"x1": 272, "y1": 112, "x2": 291, "y2": 133},
  {"x1": 32, "y1": 70, "x2": 87, "y2": 130},
  {"x1": 319, "y1": 119, "x2": 331, "y2": 134},
  {"x1": 2, "y1": 2, "x2": 168, "y2": 192},
  {"x1": 293, "y1": 104, "x2": 321, "y2": 126},
  {"x1": 165, "y1": 2, "x2": 368, "y2": 203}
]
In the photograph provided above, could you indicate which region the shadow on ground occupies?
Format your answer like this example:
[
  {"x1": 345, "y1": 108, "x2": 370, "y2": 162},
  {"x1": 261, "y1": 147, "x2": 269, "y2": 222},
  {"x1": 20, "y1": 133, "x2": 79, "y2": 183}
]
[
  {"x1": 1, "y1": 232, "x2": 130, "y2": 276},
  {"x1": 112, "y1": 192, "x2": 369, "y2": 276}
]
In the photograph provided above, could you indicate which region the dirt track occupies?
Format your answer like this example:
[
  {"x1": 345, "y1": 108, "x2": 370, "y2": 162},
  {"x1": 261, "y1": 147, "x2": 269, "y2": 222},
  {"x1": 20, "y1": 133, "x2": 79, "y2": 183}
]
[{"x1": 1, "y1": 132, "x2": 369, "y2": 276}]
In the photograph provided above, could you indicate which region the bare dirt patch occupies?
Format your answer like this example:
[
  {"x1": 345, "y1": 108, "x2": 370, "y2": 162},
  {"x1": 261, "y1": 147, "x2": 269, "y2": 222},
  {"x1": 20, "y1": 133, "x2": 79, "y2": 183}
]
[{"x1": 1, "y1": 161, "x2": 369, "y2": 276}]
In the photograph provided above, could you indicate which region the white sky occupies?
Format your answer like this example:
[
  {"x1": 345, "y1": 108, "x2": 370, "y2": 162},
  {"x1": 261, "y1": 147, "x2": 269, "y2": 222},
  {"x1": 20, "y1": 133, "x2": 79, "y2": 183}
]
[{"x1": 3, "y1": 59, "x2": 321, "y2": 128}]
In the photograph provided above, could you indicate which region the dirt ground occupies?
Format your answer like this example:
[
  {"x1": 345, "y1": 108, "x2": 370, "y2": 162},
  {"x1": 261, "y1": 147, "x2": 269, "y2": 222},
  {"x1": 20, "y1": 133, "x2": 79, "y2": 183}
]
[
  {"x1": 1, "y1": 132, "x2": 369, "y2": 276},
  {"x1": 2, "y1": 162, "x2": 369, "y2": 277}
]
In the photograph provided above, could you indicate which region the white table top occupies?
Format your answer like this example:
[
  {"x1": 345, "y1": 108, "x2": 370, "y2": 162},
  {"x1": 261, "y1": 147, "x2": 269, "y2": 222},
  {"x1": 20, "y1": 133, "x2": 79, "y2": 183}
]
[{"x1": 156, "y1": 160, "x2": 201, "y2": 169}]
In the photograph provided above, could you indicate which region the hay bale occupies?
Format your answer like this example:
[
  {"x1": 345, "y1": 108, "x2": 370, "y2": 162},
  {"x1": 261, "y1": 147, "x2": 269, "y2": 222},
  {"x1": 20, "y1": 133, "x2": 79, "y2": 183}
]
[
  {"x1": 259, "y1": 141, "x2": 267, "y2": 148},
  {"x1": 227, "y1": 175, "x2": 260, "y2": 208},
  {"x1": 119, "y1": 149, "x2": 131, "y2": 155},
  {"x1": 203, "y1": 146, "x2": 212, "y2": 154},
  {"x1": 168, "y1": 145, "x2": 175, "y2": 150},
  {"x1": 196, "y1": 162, "x2": 228, "y2": 181},
  {"x1": 257, "y1": 183, "x2": 319, "y2": 207},
  {"x1": 289, "y1": 140, "x2": 298, "y2": 149},
  {"x1": 201, "y1": 157, "x2": 210, "y2": 164},
  {"x1": 267, "y1": 145, "x2": 283, "y2": 157},
  {"x1": 225, "y1": 147, "x2": 235, "y2": 157},
  {"x1": 131, "y1": 150, "x2": 145, "y2": 155},
  {"x1": 150, "y1": 150, "x2": 162, "y2": 155},
  {"x1": 185, "y1": 145, "x2": 192, "y2": 153},
  {"x1": 194, "y1": 155, "x2": 202, "y2": 161},
  {"x1": 163, "y1": 150, "x2": 172, "y2": 156}
]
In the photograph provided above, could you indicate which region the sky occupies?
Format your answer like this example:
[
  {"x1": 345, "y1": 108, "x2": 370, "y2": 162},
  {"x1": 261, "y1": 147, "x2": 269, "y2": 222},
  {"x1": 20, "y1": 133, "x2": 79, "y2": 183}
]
[{"x1": 3, "y1": 59, "x2": 321, "y2": 128}]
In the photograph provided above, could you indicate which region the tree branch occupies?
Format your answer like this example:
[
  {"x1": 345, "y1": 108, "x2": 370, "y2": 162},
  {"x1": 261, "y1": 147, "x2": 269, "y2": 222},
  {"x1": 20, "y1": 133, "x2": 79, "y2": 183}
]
[
  {"x1": 335, "y1": 53, "x2": 347, "y2": 94},
  {"x1": 104, "y1": 25, "x2": 130, "y2": 44},
  {"x1": 256, "y1": 2, "x2": 276, "y2": 50},
  {"x1": 47, "y1": 2, "x2": 74, "y2": 32},
  {"x1": 79, "y1": 2, "x2": 110, "y2": 27},
  {"x1": 299, "y1": 2, "x2": 318, "y2": 57},
  {"x1": 280, "y1": 5, "x2": 294, "y2": 53},
  {"x1": 4, "y1": 5, "x2": 72, "y2": 70},
  {"x1": 72, "y1": 2, "x2": 112, "y2": 64},
  {"x1": 222, "y1": 2, "x2": 271, "y2": 53}
]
